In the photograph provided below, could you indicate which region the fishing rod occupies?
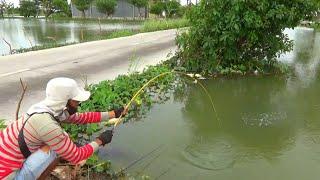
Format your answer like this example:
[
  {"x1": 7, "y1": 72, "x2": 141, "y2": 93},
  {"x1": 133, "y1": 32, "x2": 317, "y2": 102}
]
[
  {"x1": 115, "y1": 144, "x2": 164, "y2": 176},
  {"x1": 87, "y1": 144, "x2": 164, "y2": 177},
  {"x1": 111, "y1": 70, "x2": 221, "y2": 131}
]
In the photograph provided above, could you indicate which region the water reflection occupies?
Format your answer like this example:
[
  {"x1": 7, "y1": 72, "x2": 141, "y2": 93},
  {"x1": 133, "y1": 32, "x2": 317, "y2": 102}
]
[
  {"x1": 179, "y1": 28, "x2": 320, "y2": 171},
  {"x1": 96, "y1": 27, "x2": 320, "y2": 179},
  {"x1": 180, "y1": 77, "x2": 296, "y2": 170},
  {"x1": 0, "y1": 18, "x2": 140, "y2": 55}
]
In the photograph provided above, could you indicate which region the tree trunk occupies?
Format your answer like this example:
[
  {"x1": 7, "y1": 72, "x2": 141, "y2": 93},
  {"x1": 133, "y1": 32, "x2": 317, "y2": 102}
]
[{"x1": 82, "y1": 10, "x2": 86, "y2": 18}]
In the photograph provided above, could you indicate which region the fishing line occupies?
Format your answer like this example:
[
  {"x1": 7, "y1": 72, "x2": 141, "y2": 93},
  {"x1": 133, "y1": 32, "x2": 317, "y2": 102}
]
[{"x1": 111, "y1": 70, "x2": 221, "y2": 131}]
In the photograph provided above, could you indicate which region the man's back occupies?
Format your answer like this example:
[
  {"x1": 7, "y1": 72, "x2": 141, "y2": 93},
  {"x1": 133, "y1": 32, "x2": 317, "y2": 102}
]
[{"x1": 0, "y1": 113, "x2": 60, "y2": 178}]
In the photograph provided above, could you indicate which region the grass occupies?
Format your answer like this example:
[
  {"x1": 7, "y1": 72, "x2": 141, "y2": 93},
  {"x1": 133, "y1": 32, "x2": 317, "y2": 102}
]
[
  {"x1": 15, "y1": 42, "x2": 77, "y2": 54},
  {"x1": 105, "y1": 29, "x2": 137, "y2": 39},
  {"x1": 141, "y1": 18, "x2": 189, "y2": 32}
]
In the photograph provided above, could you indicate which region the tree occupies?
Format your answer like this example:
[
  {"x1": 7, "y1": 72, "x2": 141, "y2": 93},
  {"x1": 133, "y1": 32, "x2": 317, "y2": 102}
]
[
  {"x1": 150, "y1": 1, "x2": 164, "y2": 17},
  {"x1": 95, "y1": 0, "x2": 116, "y2": 18},
  {"x1": 19, "y1": 0, "x2": 37, "y2": 17},
  {"x1": 72, "y1": 0, "x2": 93, "y2": 18},
  {"x1": 6, "y1": 2, "x2": 14, "y2": 16},
  {"x1": 40, "y1": 0, "x2": 54, "y2": 18},
  {"x1": 150, "y1": 0, "x2": 181, "y2": 18},
  {"x1": 175, "y1": 0, "x2": 318, "y2": 75},
  {"x1": 53, "y1": 0, "x2": 71, "y2": 17},
  {"x1": 129, "y1": 0, "x2": 148, "y2": 18},
  {"x1": 163, "y1": 0, "x2": 180, "y2": 18},
  {"x1": 0, "y1": 0, "x2": 7, "y2": 18}
]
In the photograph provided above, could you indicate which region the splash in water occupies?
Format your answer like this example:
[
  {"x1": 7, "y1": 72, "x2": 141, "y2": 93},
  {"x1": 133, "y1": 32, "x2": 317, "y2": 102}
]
[{"x1": 241, "y1": 112, "x2": 287, "y2": 127}]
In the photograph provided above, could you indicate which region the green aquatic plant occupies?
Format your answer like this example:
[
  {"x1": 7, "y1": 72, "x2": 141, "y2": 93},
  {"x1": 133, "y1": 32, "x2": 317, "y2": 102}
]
[
  {"x1": 113, "y1": 70, "x2": 220, "y2": 129},
  {"x1": 0, "y1": 119, "x2": 6, "y2": 130}
]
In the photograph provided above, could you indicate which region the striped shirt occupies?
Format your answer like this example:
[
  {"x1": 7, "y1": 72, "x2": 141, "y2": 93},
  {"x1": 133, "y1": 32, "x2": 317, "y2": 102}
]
[{"x1": 0, "y1": 112, "x2": 108, "y2": 179}]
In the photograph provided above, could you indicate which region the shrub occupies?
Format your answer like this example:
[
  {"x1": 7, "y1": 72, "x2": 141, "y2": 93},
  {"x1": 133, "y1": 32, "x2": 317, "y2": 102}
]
[{"x1": 176, "y1": 0, "x2": 318, "y2": 75}]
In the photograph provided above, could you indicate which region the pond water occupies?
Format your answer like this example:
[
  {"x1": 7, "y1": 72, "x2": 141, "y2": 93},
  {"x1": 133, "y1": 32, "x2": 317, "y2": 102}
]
[
  {"x1": 100, "y1": 27, "x2": 320, "y2": 179},
  {"x1": 0, "y1": 18, "x2": 140, "y2": 55}
]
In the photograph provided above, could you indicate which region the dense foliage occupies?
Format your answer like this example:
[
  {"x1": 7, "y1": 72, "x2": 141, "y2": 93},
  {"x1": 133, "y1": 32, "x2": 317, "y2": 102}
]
[
  {"x1": 175, "y1": 0, "x2": 318, "y2": 75},
  {"x1": 63, "y1": 63, "x2": 174, "y2": 172},
  {"x1": 64, "y1": 63, "x2": 173, "y2": 143}
]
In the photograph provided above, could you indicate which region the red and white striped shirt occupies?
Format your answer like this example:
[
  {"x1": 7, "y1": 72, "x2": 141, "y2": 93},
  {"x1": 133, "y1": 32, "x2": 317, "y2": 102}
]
[{"x1": 0, "y1": 112, "x2": 107, "y2": 179}]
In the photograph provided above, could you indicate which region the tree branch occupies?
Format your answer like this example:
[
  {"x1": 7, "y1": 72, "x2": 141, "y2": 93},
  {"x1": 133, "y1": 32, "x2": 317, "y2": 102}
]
[
  {"x1": 3, "y1": 38, "x2": 12, "y2": 54},
  {"x1": 16, "y1": 78, "x2": 27, "y2": 120}
]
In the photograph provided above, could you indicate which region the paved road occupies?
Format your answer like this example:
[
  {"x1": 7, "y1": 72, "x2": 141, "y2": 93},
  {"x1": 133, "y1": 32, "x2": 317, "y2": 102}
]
[{"x1": 0, "y1": 29, "x2": 177, "y2": 121}]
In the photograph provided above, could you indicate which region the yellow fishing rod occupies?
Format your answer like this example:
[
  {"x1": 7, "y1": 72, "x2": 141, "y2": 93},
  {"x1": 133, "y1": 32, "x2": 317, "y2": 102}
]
[{"x1": 111, "y1": 70, "x2": 221, "y2": 130}]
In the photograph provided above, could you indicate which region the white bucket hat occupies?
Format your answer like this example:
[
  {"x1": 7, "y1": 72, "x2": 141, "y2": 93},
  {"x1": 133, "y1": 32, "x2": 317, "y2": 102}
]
[{"x1": 46, "y1": 77, "x2": 90, "y2": 102}]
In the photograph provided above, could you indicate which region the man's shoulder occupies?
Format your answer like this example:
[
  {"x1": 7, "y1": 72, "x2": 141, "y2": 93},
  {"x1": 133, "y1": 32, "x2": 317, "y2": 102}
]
[{"x1": 28, "y1": 113, "x2": 59, "y2": 125}]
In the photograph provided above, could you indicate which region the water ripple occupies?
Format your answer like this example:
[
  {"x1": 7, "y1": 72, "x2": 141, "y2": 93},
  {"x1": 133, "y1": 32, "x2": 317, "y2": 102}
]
[{"x1": 182, "y1": 140, "x2": 235, "y2": 170}]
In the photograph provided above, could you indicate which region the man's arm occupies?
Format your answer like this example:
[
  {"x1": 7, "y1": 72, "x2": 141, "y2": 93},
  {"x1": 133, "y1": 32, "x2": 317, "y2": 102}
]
[
  {"x1": 63, "y1": 111, "x2": 116, "y2": 124},
  {"x1": 64, "y1": 107, "x2": 127, "y2": 125},
  {"x1": 38, "y1": 121, "x2": 100, "y2": 164}
]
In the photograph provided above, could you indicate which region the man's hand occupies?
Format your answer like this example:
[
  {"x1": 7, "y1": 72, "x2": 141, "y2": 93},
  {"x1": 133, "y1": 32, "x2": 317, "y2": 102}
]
[
  {"x1": 106, "y1": 118, "x2": 121, "y2": 125},
  {"x1": 96, "y1": 130, "x2": 113, "y2": 146},
  {"x1": 114, "y1": 107, "x2": 128, "y2": 118}
]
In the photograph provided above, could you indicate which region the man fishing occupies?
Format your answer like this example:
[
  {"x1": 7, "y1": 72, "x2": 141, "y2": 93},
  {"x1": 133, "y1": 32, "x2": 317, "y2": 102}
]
[{"x1": 0, "y1": 77, "x2": 127, "y2": 179}]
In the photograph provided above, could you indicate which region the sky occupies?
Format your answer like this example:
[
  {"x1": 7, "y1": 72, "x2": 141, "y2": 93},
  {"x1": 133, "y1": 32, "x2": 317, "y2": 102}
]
[{"x1": 7, "y1": 0, "x2": 197, "y2": 7}]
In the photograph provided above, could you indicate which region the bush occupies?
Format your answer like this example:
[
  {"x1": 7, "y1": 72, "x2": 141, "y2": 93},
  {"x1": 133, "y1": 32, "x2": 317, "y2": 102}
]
[{"x1": 176, "y1": 0, "x2": 318, "y2": 75}]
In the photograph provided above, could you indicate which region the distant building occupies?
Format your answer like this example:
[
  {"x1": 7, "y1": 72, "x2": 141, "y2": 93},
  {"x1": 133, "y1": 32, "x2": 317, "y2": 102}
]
[{"x1": 71, "y1": 0, "x2": 147, "y2": 18}]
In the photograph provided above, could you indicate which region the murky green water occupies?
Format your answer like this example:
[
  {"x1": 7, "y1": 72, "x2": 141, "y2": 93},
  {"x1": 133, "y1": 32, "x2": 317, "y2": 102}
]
[
  {"x1": 99, "y1": 27, "x2": 320, "y2": 179},
  {"x1": 0, "y1": 18, "x2": 140, "y2": 55}
]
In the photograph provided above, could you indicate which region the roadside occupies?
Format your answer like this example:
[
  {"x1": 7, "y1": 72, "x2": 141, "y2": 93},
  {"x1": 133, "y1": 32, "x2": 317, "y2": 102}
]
[
  {"x1": 0, "y1": 29, "x2": 177, "y2": 122},
  {"x1": 2, "y1": 18, "x2": 187, "y2": 56}
]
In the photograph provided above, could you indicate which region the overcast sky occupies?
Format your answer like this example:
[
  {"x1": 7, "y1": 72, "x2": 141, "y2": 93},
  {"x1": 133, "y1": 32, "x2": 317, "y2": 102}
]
[{"x1": 7, "y1": 0, "x2": 197, "y2": 7}]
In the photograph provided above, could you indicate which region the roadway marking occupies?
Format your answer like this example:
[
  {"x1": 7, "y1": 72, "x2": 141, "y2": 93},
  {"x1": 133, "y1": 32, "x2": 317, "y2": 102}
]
[{"x1": 0, "y1": 68, "x2": 30, "y2": 78}]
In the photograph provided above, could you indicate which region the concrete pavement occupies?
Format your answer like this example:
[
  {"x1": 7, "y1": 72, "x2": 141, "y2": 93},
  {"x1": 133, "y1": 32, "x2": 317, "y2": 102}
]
[{"x1": 0, "y1": 29, "x2": 177, "y2": 121}]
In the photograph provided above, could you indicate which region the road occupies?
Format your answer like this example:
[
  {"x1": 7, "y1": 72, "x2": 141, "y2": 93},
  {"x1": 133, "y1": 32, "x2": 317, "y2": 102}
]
[{"x1": 0, "y1": 29, "x2": 177, "y2": 121}]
